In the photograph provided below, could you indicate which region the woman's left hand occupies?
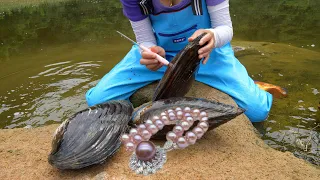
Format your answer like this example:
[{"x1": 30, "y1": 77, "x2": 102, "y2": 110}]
[{"x1": 188, "y1": 29, "x2": 215, "y2": 64}]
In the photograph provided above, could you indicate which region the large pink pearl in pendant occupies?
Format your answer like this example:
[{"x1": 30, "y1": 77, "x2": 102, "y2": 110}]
[{"x1": 135, "y1": 141, "x2": 156, "y2": 161}]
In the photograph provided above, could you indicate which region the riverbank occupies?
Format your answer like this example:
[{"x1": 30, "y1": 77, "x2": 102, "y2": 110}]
[
  {"x1": 0, "y1": 0, "x2": 69, "y2": 11},
  {"x1": 0, "y1": 83, "x2": 319, "y2": 180}
]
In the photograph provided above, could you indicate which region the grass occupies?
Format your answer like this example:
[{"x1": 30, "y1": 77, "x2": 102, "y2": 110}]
[{"x1": 0, "y1": 0, "x2": 70, "y2": 11}]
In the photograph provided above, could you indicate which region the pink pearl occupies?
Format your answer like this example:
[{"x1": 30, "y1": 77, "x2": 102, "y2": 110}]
[
  {"x1": 121, "y1": 134, "x2": 130, "y2": 143},
  {"x1": 200, "y1": 111, "x2": 207, "y2": 118},
  {"x1": 154, "y1": 119, "x2": 164, "y2": 130},
  {"x1": 192, "y1": 109, "x2": 200, "y2": 117},
  {"x1": 132, "y1": 134, "x2": 143, "y2": 144},
  {"x1": 161, "y1": 115, "x2": 170, "y2": 125},
  {"x1": 185, "y1": 116, "x2": 194, "y2": 125},
  {"x1": 160, "y1": 112, "x2": 167, "y2": 117},
  {"x1": 129, "y1": 128, "x2": 138, "y2": 136},
  {"x1": 147, "y1": 124, "x2": 159, "y2": 135},
  {"x1": 173, "y1": 125, "x2": 184, "y2": 137},
  {"x1": 175, "y1": 107, "x2": 182, "y2": 111},
  {"x1": 185, "y1": 131, "x2": 197, "y2": 145},
  {"x1": 184, "y1": 107, "x2": 191, "y2": 113},
  {"x1": 167, "y1": 109, "x2": 174, "y2": 113},
  {"x1": 152, "y1": 116, "x2": 160, "y2": 122},
  {"x1": 198, "y1": 121, "x2": 209, "y2": 132},
  {"x1": 200, "y1": 117, "x2": 208, "y2": 122},
  {"x1": 192, "y1": 127, "x2": 205, "y2": 139},
  {"x1": 168, "y1": 112, "x2": 176, "y2": 121},
  {"x1": 166, "y1": 131, "x2": 178, "y2": 142},
  {"x1": 125, "y1": 142, "x2": 135, "y2": 152},
  {"x1": 181, "y1": 121, "x2": 191, "y2": 131},
  {"x1": 176, "y1": 111, "x2": 183, "y2": 119},
  {"x1": 177, "y1": 137, "x2": 189, "y2": 149},
  {"x1": 135, "y1": 141, "x2": 156, "y2": 161},
  {"x1": 145, "y1": 119, "x2": 153, "y2": 127},
  {"x1": 137, "y1": 124, "x2": 147, "y2": 133},
  {"x1": 184, "y1": 112, "x2": 192, "y2": 118},
  {"x1": 141, "y1": 129, "x2": 152, "y2": 140}
]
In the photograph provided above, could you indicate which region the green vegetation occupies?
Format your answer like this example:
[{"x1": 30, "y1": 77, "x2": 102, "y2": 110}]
[
  {"x1": 230, "y1": 0, "x2": 320, "y2": 49},
  {"x1": 0, "y1": 0, "x2": 71, "y2": 11},
  {"x1": 0, "y1": 0, "x2": 129, "y2": 61}
]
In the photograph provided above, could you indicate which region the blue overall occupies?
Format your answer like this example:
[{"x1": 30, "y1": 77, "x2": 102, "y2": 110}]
[{"x1": 86, "y1": 0, "x2": 273, "y2": 122}]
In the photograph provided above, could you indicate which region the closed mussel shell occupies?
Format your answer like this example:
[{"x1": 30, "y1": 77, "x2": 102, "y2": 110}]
[{"x1": 48, "y1": 100, "x2": 133, "y2": 170}]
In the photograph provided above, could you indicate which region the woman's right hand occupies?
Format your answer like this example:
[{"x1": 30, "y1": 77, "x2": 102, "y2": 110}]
[{"x1": 140, "y1": 46, "x2": 166, "y2": 71}]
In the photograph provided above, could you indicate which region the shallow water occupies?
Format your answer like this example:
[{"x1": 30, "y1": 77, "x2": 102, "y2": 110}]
[{"x1": 0, "y1": 0, "x2": 319, "y2": 165}]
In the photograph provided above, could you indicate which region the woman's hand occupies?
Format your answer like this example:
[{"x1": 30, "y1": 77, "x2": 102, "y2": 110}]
[
  {"x1": 188, "y1": 29, "x2": 215, "y2": 64},
  {"x1": 140, "y1": 46, "x2": 166, "y2": 71}
]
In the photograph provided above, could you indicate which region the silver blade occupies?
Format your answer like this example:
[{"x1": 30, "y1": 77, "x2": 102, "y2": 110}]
[{"x1": 116, "y1": 31, "x2": 138, "y2": 46}]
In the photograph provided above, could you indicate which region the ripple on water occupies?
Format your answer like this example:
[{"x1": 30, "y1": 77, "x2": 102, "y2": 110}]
[{"x1": 0, "y1": 60, "x2": 103, "y2": 129}]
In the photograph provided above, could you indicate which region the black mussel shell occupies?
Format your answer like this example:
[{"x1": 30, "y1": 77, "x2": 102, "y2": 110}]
[
  {"x1": 153, "y1": 33, "x2": 207, "y2": 101},
  {"x1": 48, "y1": 100, "x2": 133, "y2": 170},
  {"x1": 132, "y1": 97, "x2": 244, "y2": 139}
]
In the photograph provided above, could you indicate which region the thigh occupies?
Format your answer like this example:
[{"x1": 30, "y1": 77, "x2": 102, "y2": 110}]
[
  {"x1": 196, "y1": 43, "x2": 273, "y2": 122},
  {"x1": 86, "y1": 45, "x2": 166, "y2": 106}
]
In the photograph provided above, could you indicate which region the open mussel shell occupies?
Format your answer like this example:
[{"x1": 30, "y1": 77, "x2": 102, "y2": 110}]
[
  {"x1": 133, "y1": 97, "x2": 244, "y2": 139},
  {"x1": 153, "y1": 33, "x2": 207, "y2": 101},
  {"x1": 48, "y1": 100, "x2": 133, "y2": 170}
]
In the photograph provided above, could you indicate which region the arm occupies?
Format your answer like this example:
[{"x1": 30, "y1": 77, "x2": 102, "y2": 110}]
[
  {"x1": 189, "y1": 0, "x2": 233, "y2": 64},
  {"x1": 120, "y1": 0, "x2": 165, "y2": 71},
  {"x1": 207, "y1": 0, "x2": 233, "y2": 48}
]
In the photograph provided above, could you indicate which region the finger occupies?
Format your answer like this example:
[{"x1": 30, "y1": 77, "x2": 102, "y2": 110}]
[
  {"x1": 199, "y1": 51, "x2": 210, "y2": 59},
  {"x1": 140, "y1": 58, "x2": 158, "y2": 65},
  {"x1": 155, "y1": 63, "x2": 164, "y2": 70},
  {"x1": 198, "y1": 39, "x2": 214, "y2": 54},
  {"x1": 188, "y1": 30, "x2": 202, "y2": 42},
  {"x1": 142, "y1": 51, "x2": 157, "y2": 59},
  {"x1": 198, "y1": 44, "x2": 213, "y2": 55},
  {"x1": 199, "y1": 33, "x2": 213, "y2": 45},
  {"x1": 147, "y1": 63, "x2": 162, "y2": 71},
  {"x1": 202, "y1": 54, "x2": 210, "y2": 65},
  {"x1": 151, "y1": 46, "x2": 166, "y2": 57}
]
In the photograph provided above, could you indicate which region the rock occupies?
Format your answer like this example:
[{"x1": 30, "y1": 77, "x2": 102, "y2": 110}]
[
  {"x1": 0, "y1": 81, "x2": 319, "y2": 179},
  {"x1": 130, "y1": 81, "x2": 236, "y2": 107}
]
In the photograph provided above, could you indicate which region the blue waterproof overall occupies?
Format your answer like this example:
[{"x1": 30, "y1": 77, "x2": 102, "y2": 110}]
[{"x1": 86, "y1": 0, "x2": 273, "y2": 122}]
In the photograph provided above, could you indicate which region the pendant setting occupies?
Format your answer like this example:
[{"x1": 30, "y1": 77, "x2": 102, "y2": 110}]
[{"x1": 129, "y1": 146, "x2": 167, "y2": 175}]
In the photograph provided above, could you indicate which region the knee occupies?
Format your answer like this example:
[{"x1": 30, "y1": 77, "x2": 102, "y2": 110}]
[
  {"x1": 241, "y1": 94, "x2": 273, "y2": 122},
  {"x1": 85, "y1": 86, "x2": 131, "y2": 107},
  {"x1": 85, "y1": 87, "x2": 105, "y2": 107},
  {"x1": 244, "y1": 106, "x2": 271, "y2": 122}
]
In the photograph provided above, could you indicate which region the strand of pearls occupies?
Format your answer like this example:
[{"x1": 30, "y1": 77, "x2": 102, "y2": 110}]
[{"x1": 121, "y1": 106, "x2": 209, "y2": 161}]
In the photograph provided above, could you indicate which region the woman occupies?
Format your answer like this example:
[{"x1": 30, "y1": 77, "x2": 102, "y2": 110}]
[{"x1": 85, "y1": 0, "x2": 273, "y2": 122}]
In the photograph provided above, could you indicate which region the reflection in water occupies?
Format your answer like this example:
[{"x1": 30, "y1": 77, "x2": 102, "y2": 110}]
[
  {"x1": 0, "y1": 0, "x2": 319, "y2": 165},
  {"x1": 0, "y1": 60, "x2": 101, "y2": 128}
]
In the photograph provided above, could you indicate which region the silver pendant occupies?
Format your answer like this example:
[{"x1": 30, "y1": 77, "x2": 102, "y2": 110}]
[{"x1": 129, "y1": 146, "x2": 167, "y2": 175}]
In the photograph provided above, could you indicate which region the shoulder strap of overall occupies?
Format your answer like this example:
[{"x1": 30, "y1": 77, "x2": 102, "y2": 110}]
[
  {"x1": 191, "y1": 0, "x2": 203, "y2": 15},
  {"x1": 139, "y1": 0, "x2": 203, "y2": 15}
]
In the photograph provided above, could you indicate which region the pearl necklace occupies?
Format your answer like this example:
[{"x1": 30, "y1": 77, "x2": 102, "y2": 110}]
[{"x1": 121, "y1": 106, "x2": 209, "y2": 175}]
